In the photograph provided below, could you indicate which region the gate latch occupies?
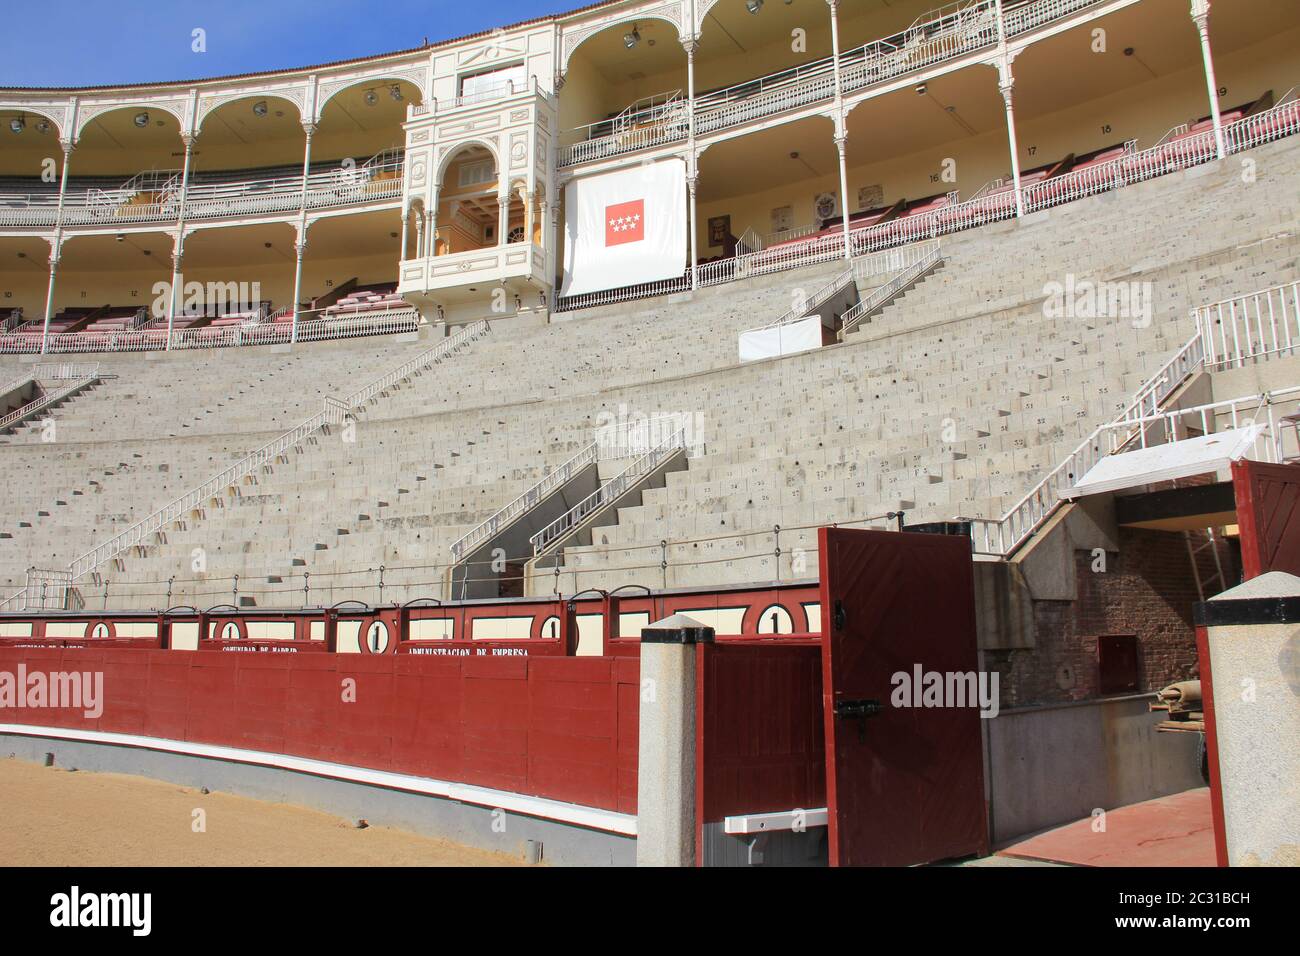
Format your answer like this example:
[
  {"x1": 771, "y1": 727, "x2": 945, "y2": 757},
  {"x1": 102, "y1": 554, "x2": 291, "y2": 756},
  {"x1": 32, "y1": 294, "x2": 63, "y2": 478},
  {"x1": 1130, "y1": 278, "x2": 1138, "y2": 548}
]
[{"x1": 833, "y1": 698, "x2": 883, "y2": 742}]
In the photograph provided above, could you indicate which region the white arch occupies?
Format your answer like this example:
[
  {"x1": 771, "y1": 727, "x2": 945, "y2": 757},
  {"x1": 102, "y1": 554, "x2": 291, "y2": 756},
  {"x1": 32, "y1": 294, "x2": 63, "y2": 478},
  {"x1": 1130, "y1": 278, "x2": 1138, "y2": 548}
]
[
  {"x1": 435, "y1": 138, "x2": 502, "y2": 187},
  {"x1": 196, "y1": 92, "x2": 304, "y2": 133},
  {"x1": 0, "y1": 105, "x2": 67, "y2": 142},
  {"x1": 76, "y1": 101, "x2": 187, "y2": 140},
  {"x1": 560, "y1": 7, "x2": 689, "y2": 75},
  {"x1": 315, "y1": 74, "x2": 427, "y2": 121}
]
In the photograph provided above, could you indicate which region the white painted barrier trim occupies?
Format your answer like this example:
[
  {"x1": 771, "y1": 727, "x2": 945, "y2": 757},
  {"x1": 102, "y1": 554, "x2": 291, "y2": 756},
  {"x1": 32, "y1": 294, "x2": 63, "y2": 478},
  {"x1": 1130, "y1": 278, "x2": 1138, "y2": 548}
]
[
  {"x1": 724, "y1": 807, "x2": 828, "y2": 834},
  {"x1": 0, "y1": 723, "x2": 638, "y2": 836}
]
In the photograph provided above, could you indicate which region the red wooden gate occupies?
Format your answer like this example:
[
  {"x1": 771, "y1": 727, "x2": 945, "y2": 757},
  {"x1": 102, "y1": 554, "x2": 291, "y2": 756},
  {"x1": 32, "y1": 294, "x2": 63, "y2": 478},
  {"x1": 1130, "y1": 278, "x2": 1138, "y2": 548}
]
[{"x1": 817, "y1": 527, "x2": 988, "y2": 866}]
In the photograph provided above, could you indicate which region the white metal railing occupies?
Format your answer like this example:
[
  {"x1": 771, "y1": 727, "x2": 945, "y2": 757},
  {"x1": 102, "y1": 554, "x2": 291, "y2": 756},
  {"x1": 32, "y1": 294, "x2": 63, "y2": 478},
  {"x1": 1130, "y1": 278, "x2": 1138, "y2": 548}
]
[
  {"x1": 18, "y1": 569, "x2": 74, "y2": 612},
  {"x1": 748, "y1": 268, "x2": 854, "y2": 335},
  {"x1": 0, "y1": 372, "x2": 100, "y2": 433},
  {"x1": 1195, "y1": 279, "x2": 1300, "y2": 370},
  {"x1": 839, "y1": 243, "x2": 945, "y2": 339},
  {"x1": 557, "y1": 98, "x2": 1300, "y2": 316},
  {"x1": 450, "y1": 439, "x2": 601, "y2": 562},
  {"x1": 969, "y1": 331, "x2": 1208, "y2": 556},
  {"x1": 0, "y1": 307, "x2": 420, "y2": 355},
  {"x1": 554, "y1": 269, "x2": 692, "y2": 313},
  {"x1": 1003, "y1": 0, "x2": 1110, "y2": 37},
  {"x1": 968, "y1": 268, "x2": 1300, "y2": 556},
  {"x1": 557, "y1": 0, "x2": 1012, "y2": 168},
  {"x1": 51, "y1": 320, "x2": 488, "y2": 586},
  {"x1": 530, "y1": 427, "x2": 687, "y2": 556},
  {"x1": 1, "y1": 150, "x2": 404, "y2": 228}
]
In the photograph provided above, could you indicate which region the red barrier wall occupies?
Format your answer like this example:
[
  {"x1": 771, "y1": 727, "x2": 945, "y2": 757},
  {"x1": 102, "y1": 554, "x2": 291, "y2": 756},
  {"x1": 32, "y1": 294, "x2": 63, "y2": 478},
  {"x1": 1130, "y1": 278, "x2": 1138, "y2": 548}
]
[
  {"x1": 695, "y1": 642, "x2": 825, "y2": 837},
  {"x1": 0, "y1": 648, "x2": 640, "y2": 815}
]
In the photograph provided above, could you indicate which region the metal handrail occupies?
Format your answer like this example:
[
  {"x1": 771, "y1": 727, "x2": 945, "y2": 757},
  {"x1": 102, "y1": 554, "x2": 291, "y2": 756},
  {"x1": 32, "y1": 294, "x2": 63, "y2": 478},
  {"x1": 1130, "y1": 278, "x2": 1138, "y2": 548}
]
[
  {"x1": 839, "y1": 244, "x2": 945, "y2": 339},
  {"x1": 0, "y1": 373, "x2": 99, "y2": 433},
  {"x1": 449, "y1": 439, "x2": 601, "y2": 562},
  {"x1": 969, "y1": 269, "x2": 1300, "y2": 556},
  {"x1": 530, "y1": 428, "x2": 686, "y2": 556},
  {"x1": 55, "y1": 320, "x2": 487, "y2": 585},
  {"x1": 752, "y1": 268, "x2": 854, "y2": 333}
]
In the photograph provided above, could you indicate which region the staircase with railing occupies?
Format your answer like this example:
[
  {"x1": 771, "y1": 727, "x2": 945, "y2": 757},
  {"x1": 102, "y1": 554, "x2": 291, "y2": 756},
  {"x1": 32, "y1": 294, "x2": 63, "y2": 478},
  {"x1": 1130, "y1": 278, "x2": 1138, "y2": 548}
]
[
  {"x1": 839, "y1": 243, "x2": 945, "y2": 339},
  {"x1": 449, "y1": 439, "x2": 601, "y2": 563},
  {"x1": 0, "y1": 322, "x2": 489, "y2": 611},
  {"x1": 968, "y1": 278, "x2": 1300, "y2": 557},
  {"x1": 0, "y1": 363, "x2": 104, "y2": 435},
  {"x1": 528, "y1": 426, "x2": 690, "y2": 563}
]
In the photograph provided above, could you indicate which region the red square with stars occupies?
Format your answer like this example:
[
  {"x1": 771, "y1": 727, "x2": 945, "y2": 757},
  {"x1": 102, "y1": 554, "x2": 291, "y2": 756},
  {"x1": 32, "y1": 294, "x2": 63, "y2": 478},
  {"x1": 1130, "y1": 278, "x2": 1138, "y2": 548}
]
[{"x1": 605, "y1": 199, "x2": 645, "y2": 246}]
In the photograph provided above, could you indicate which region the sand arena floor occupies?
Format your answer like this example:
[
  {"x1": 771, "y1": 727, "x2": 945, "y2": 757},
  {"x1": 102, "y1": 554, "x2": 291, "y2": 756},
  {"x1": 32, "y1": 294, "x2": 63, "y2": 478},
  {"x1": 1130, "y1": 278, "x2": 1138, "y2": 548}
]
[{"x1": 0, "y1": 757, "x2": 525, "y2": 867}]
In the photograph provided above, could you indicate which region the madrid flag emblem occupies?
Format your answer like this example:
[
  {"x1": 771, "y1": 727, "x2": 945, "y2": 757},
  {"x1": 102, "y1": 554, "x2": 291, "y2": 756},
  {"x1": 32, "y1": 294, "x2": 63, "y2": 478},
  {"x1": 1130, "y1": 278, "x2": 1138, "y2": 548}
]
[
  {"x1": 562, "y1": 158, "x2": 687, "y2": 296},
  {"x1": 605, "y1": 200, "x2": 645, "y2": 246}
]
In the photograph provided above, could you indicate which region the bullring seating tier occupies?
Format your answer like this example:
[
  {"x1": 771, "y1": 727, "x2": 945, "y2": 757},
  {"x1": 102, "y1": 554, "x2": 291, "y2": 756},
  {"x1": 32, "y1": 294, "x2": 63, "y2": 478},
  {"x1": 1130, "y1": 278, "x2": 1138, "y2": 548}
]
[{"x1": 1, "y1": 132, "x2": 1297, "y2": 607}]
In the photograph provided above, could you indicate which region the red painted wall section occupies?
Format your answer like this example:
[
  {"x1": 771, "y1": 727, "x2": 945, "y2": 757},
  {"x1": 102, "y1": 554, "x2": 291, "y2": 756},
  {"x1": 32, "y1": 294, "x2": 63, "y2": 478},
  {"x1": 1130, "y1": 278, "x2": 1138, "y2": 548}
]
[
  {"x1": 1233, "y1": 460, "x2": 1300, "y2": 578},
  {"x1": 696, "y1": 643, "x2": 826, "y2": 827},
  {"x1": 0, "y1": 648, "x2": 641, "y2": 815}
]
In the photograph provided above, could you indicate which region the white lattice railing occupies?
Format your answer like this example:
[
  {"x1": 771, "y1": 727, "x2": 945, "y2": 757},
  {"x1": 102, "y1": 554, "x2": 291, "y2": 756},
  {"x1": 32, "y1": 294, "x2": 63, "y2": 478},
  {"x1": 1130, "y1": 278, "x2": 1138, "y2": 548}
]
[
  {"x1": 839, "y1": 243, "x2": 945, "y2": 339},
  {"x1": 0, "y1": 152, "x2": 404, "y2": 228},
  {"x1": 531, "y1": 428, "x2": 687, "y2": 556},
  {"x1": 450, "y1": 440, "x2": 601, "y2": 562},
  {"x1": 1003, "y1": 0, "x2": 1110, "y2": 37},
  {"x1": 43, "y1": 320, "x2": 487, "y2": 589},
  {"x1": 556, "y1": 97, "x2": 1300, "y2": 317},
  {"x1": 1195, "y1": 279, "x2": 1300, "y2": 370},
  {"x1": 0, "y1": 307, "x2": 420, "y2": 355},
  {"x1": 559, "y1": 0, "x2": 1010, "y2": 168}
]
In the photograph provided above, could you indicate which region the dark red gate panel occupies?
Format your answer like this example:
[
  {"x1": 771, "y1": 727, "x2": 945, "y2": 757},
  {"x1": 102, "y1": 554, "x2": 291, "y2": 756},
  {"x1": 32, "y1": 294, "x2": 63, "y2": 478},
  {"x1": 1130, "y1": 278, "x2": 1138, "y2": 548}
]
[
  {"x1": 817, "y1": 527, "x2": 988, "y2": 866},
  {"x1": 1233, "y1": 460, "x2": 1300, "y2": 578}
]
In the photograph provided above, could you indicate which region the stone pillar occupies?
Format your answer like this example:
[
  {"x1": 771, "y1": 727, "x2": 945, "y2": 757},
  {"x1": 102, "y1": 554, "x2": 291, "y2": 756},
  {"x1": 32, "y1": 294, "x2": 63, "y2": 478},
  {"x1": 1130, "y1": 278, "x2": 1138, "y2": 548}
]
[
  {"x1": 1191, "y1": 0, "x2": 1226, "y2": 159},
  {"x1": 400, "y1": 209, "x2": 410, "y2": 261},
  {"x1": 1195, "y1": 571, "x2": 1300, "y2": 866},
  {"x1": 636, "y1": 613, "x2": 713, "y2": 867}
]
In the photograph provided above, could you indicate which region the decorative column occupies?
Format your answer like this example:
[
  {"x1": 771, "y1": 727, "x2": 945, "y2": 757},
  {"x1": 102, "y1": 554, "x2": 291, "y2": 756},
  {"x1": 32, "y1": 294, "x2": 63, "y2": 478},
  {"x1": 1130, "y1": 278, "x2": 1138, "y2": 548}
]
[
  {"x1": 290, "y1": 223, "x2": 308, "y2": 344},
  {"x1": 687, "y1": 167, "x2": 699, "y2": 290},
  {"x1": 413, "y1": 209, "x2": 425, "y2": 258},
  {"x1": 683, "y1": 35, "x2": 699, "y2": 288},
  {"x1": 54, "y1": 139, "x2": 73, "y2": 227},
  {"x1": 1191, "y1": 0, "x2": 1226, "y2": 159},
  {"x1": 998, "y1": 58, "x2": 1025, "y2": 217},
  {"x1": 835, "y1": 128, "x2": 852, "y2": 262},
  {"x1": 428, "y1": 185, "x2": 440, "y2": 255},
  {"x1": 497, "y1": 183, "x2": 510, "y2": 247},
  {"x1": 165, "y1": 235, "x2": 184, "y2": 349},
  {"x1": 39, "y1": 238, "x2": 61, "y2": 355},
  {"x1": 40, "y1": 139, "x2": 75, "y2": 355},
  {"x1": 400, "y1": 208, "x2": 410, "y2": 261}
]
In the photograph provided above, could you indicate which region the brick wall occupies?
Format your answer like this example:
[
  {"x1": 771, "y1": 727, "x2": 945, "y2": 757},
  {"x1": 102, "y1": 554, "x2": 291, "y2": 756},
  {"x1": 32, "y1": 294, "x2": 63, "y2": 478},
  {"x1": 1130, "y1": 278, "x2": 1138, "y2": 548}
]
[{"x1": 995, "y1": 527, "x2": 1238, "y2": 708}]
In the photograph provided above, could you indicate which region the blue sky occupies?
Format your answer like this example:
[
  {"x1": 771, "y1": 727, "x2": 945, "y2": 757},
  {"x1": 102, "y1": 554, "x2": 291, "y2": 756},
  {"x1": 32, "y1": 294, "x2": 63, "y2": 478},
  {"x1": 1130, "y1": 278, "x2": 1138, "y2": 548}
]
[{"x1": 0, "y1": 0, "x2": 565, "y2": 88}]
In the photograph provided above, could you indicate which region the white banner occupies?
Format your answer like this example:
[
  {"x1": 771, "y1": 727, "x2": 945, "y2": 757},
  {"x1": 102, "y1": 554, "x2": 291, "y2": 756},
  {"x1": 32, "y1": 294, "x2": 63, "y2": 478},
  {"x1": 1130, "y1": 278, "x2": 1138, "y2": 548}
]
[
  {"x1": 738, "y1": 316, "x2": 824, "y2": 363},
  {"x1": 561, "y1": 158, "x2": 687, "y2": 296}
]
